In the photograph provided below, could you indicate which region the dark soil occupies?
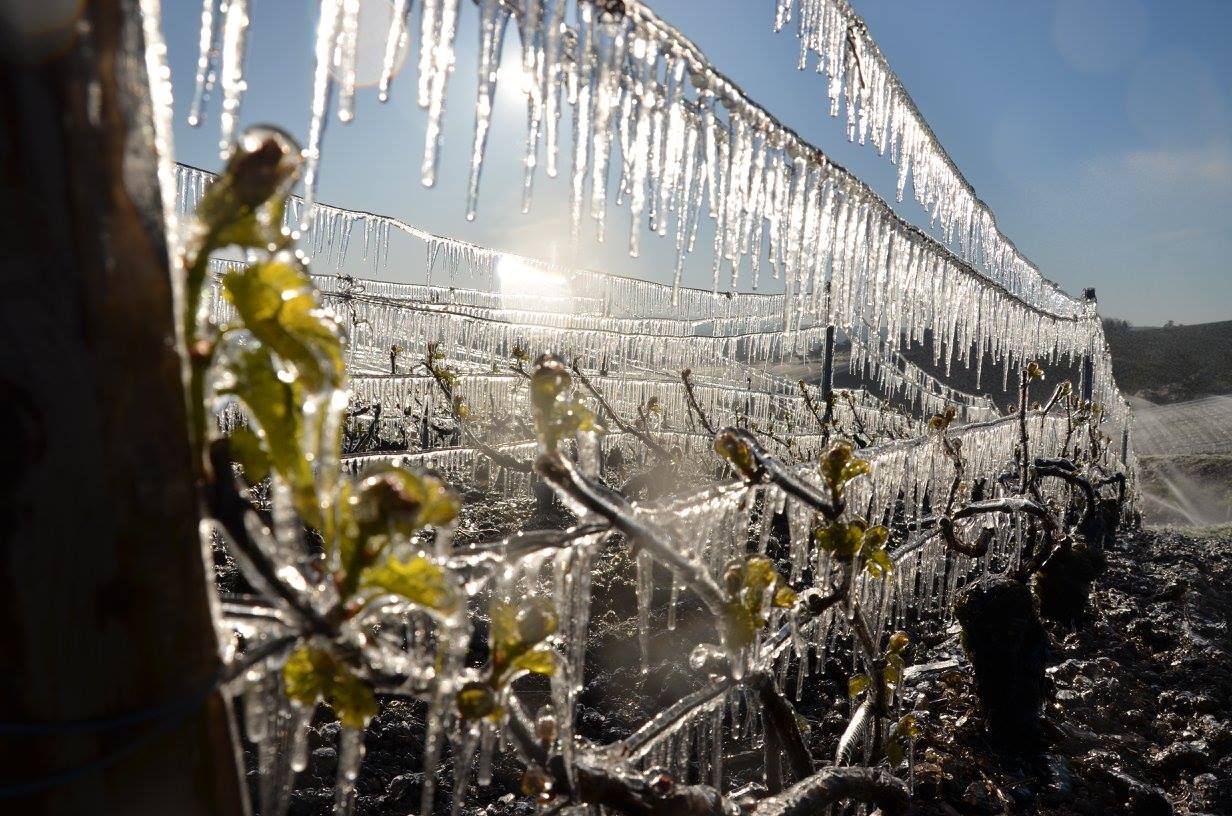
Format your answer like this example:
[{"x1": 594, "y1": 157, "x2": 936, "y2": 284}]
[
  {"x1": 232, "y1": 523, "x2": 1232, "y2": 816},
  {"x1": 906, "y1": 527, "x2": 1232, "y2": 816}
]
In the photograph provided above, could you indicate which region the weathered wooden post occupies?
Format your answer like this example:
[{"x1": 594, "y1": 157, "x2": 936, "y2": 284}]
[
  {"x1": 0, "y1": 2, "x2": 248, "y2": 813},
  {"x1": 1080, "y1": 288, "x2": 1097, "y2": 404},
  {"x1": 821, "y1": 282, "x2": 836, "y2": 423}
]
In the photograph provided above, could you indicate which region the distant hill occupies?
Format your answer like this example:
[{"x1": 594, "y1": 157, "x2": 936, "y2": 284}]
[
  {"x1": 776, "y1": 318, "x2": 1229, "y2": 413},
  {"x1": 1103, "y1": 319, "x2": 1232, "y2": 404}
]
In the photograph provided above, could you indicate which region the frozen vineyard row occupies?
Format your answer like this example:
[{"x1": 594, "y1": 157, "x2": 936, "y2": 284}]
[
  {"x1": 183, "y1": 161, "x2": 1089, "y2": 426},
  {"x1": 187, "y1": 1, "x2": 1090, "y2": 319},
  {"x1": 175, "y1": 2, "x2": 1139, "y2": 814},
  {"x1": 769, "y1": 0, "x2": 1061, "y2": 312}
]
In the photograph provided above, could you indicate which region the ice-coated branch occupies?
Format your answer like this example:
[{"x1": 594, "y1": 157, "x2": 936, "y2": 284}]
[
  {"x1": 1016, "y1": 367, "x2": 1032, "y2": 492},
  {"x1": 572, "y1": 359, "x2": 671, "y2": 461},
  {"x1": 835, "y1": 699, "x2": 871, "y2": 766},
  {"x1": 207, "y1": 440, "x2": 334, "y2": 636},
  {"x1": 621, "y1": 676, "x2": 735, "y2": 759},
  {"x1": 505, "y1": 690, "x2": 742, "y2": 816},
  {"x1": 749, "y1": 671, "x2": 814, "y2": 782},
  {"x1": 750, "y1": 766, "x2": 909, "y2": 816},
  {"x1": 1033, "y1": 459, "x2": 1098, "y2": 531},
  {"x1": 682, "y1": 368, "x2": 717, "y2": 436},
  {"x1": 425, "y1": 342, "x2": 534, "y2": 473},
  {"x1": 448, "y1": 521, "x2": 611, "y2": 566},
  {"x1": 716, "y1": 428, "x2": 838, "y2": 519},
  {"x1": 510, "y1": 672, "x2": 896, "y2": 816},
  {"x1": 534, "y1": 452, "x2": 728, "y2": 618},
  {"x1": 937, "y1": 518, "x2": 997, "y2": 558}
]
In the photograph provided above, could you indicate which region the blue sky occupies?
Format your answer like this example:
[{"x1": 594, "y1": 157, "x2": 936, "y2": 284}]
[{"x1": 164, "y1": 0, "x2": 1232, "y2": 326}]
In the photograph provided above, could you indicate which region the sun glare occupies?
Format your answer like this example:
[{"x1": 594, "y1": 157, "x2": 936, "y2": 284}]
[{"x1": 497, "y1": 255, "x2": 570, "y2": 311}]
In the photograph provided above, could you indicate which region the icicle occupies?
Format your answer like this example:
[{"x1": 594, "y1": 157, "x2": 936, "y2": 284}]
[
  {"x1": 589, "y1": 13, "x2": 627, "y2": 241},
  {"x1": 666, "y1": 574, "x2": 679, "y2": 630},
  {"x1": 450, "y1": 727, "x2": 480, "y2": 816},
  {"x1": 626, "y1": 34, "x2": 659, "y2": 257},
  {"x1": 476, "y1": 721, "x2": 497, "y2": 786},
  {"x1": 419, "y1": 688, "x2": 450, "y2": 816},
  {"x1": 542, "y1": 0, "x2": 568, "y2": 178},
  {"x1": 378, "y1": 0, "x2": 414, "y2": 102},
  {"x1": 517, "y1": 0, "x2": 546, "y2": 213},
  {"x1": 188, "y1": 0, "x2": 222, "y2": 128},
  {"x1": 301, "y1": 0, "x2": 343, "y2": 231},
  {"x1": 417, "y1": 0, "x2": 441, "y2": 107},
  {"x1": 334, "y1": 0, "x2": 362, "y2": 123},
  {"x1": 290, "y1": 704, "x2": 314, "y2": 773},
  {"x1": 334, "y1": 727, "x2": 365, "y2": 816},
  {"x1": 421, "y1": 0, "x2": 461, "y2": 187},
  {"x1": 466, "y1": 0, "x2": 511, "y2": 221},
  {"x1": 216, "y1": 0, "x2": 251, "y2": 157},
  {"x1": 636, "y1": 548, "x2": 653, "y2": 673}
]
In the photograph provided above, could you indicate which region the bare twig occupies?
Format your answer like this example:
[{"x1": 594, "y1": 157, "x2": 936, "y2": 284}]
[
  {"x1": 447, "y1": 522, "x2": 611, "y2": 566},
  {"x1": 535, "y1": 452, "x2": 727, "y2": 617},
  {"x1": 751, "y1": 766, "x2": 909, "y2": 816},
  {"x1": 750, "y1": 672, "x2": 814, "y2": 783},
  {"x1": 425, "y1": 342, "x2": 533, "y2": 473},
  {"x1": 717, "y1": 428, "x2": 839, "y2": 519},
  {"x1": 572, "y1": 360, "x2": 671, "y2": 461},
  {"x1": 797, "y1": 380, "x2": 830, "y2": 438},
  {"x1": 842, "y1": 391, "x2": 871, "y2": 445},
  {"x1": 683, "y1": 369, "x2": 717, "y2": 435}
]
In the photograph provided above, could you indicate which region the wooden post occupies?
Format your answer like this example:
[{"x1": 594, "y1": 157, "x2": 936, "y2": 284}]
[
  {"x1": 0, "y1": 2, "x2": 248, "y2": 813},
  {"x1": 821, "y1": 284, "x2": 836, "y2": 423},
  {"x1": 1080, "y1": 288, "x2": 1097, "y2": 404}
]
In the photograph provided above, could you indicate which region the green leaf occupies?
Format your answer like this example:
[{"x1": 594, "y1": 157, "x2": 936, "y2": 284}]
[
  {"x1": 883, "y1": 658, "x2": 902, "y2": 687},
  {"x1": 455, "y1": 682, "x2": 498, "y2": 721},
  {"x1": 223, "y1": 345, "x2": 320, "y2": 529},
  {"x1": 487, "y1": 599, "x2": 560, "y2": 688},
  {"x1": 722, "y1": 601, "x2": 758, "y2": 652},
  {"x1": 820, "y1": 441, "x2": 854, "y2": 488},
  {"x1": 229, "y1": 424, "x2": 271, "y2": 484},
  {"x1": 529, "y1": 357, "x2": 596, "y2": 451},
  {"x1": 511, "y1": 647, "x2": 556, "y2": 677},
  {"x1": 515, "y1": 599, "x2": 558, "y2": 646},
  {"x1": 814, "y1": 522, "x2": 865, "y2": 557},
  {"x1": 848, "y1": 674, "x2": 872, "y2": 697},
  {"x1": 928, "y1": 406, "x2": 959, "y2": 433},
  {"x1": 714, "y1": 432, "x2": 761, "y2": 482},
  {"x1": 887, "y1": 631, "x2": 910, "y2": 654},
  {"x1": 282, "y1": 645, "x2": 377, "y2": 730},
  {"x1": 490, "y1": 602, "x2": 521, "y2": 666},
  {"x1": 194, "y1": 127, "x2": 301, "y2": 251},
  {"x1": 896, "y1": 713, "x2": 922, "y2": 740},
  {"x1": 887, "y1": 738, "x2": 904, "y2": 767},
  {"x1": 223, "y1": 258, "x2": 344, "y2": 394},
  {"x1": 887, "y1": 713, "x2": 922, "y2": 766},
  {"x1": 743, "y1": 556, "x2": 777, "y2": 595},
  {"x1": 840, "y1": 458, "x2": 871, "y2": 485},
  {"x1": 351, "y1": 466, "x2": 461, "y2": 539},
  {"x1": 864, "y1": 544, "x2": 894, "y2": 579},
  {"x1": 862, "y1": 525, "x2": 889, "y2": 550},
  {"x1": 772, "y1": 585, "x2": 798, "y2": 609},
  {"x1": 362, "y1": 555, "x2": 458, "y2": 614}
]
